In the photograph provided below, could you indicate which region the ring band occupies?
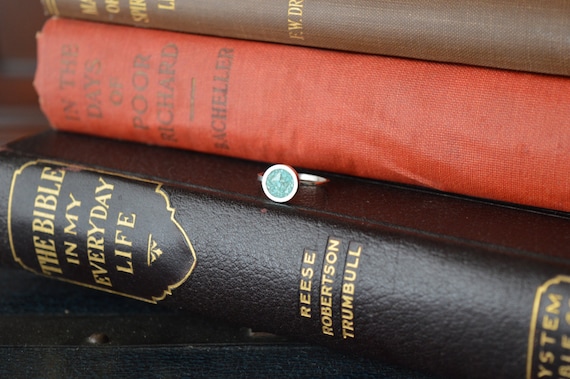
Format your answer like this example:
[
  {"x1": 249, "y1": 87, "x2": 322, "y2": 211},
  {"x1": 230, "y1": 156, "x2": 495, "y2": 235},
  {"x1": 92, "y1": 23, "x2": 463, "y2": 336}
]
[
  {"x1": 297, "y1": 172, "x2": 330, "y2": 186},
  {"x1": 259, "y1": 164, "x2": 329, "y2": 203}
]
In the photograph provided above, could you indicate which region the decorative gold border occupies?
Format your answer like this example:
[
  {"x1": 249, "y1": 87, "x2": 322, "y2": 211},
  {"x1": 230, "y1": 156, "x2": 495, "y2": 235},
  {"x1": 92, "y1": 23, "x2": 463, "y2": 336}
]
[
  {"x1": 8, "y1": 159, "x2": 197, "y2": 304},
  {"x1": 7, "y1": 160, "x2": 38, "y2": 272},
  {"x1": 526, "y1": 275, "x2": 570, "y2": 379}
]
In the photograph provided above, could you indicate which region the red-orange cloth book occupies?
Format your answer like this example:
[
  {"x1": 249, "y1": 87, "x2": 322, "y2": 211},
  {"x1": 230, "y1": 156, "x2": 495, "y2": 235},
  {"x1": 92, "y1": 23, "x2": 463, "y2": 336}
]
[{"x1": 34, "y1": 18, "x2": 570, "y2": 212}]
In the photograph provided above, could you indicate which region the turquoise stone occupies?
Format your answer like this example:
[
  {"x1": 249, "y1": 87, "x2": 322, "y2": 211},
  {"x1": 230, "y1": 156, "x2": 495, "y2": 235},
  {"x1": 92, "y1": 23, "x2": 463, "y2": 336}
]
[{"x1": 266, "y1": 168, "x2": 295, "y2": 199}]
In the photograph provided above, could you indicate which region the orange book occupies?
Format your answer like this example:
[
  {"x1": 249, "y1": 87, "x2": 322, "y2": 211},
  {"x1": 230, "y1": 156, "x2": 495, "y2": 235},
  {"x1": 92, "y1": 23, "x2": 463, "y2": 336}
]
[{"x1": 34, "y1": 18, "x2": 570, "y2": 212}]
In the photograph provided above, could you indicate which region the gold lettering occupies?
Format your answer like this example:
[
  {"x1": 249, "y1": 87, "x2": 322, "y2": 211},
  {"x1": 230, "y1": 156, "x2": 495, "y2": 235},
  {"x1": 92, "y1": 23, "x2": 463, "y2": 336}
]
[
  {"x1": 288, "y1": 0, "x2": 303, "y2": 11},
  {"x1": 563, "y1": 335, "x2": 570, "y2": 349},
  {"x1": 321, "y1": 303, "x2": 334, "y2": 335},
  {"x1": 543, "y1": 315, "x2": 560, "y2": 332},
  {"x1": 560, "y1": 366, "x2": 570, "y2": 378},
  {"x1": 105, "y1": 0, "x2": 120, "y2": 13},
  {"x1": 158, "y1": 0, "x2": 175, "y2": 10},
  {"x1": 87, "y1": 207, "x2": 105, "y2": 254},
  {"x1": 322, "y1": 325, "x2": 334, "y2": 336},
  {"x1": 288, "y1": 19, "x2": 303, "y2": 31},
  {"x1": 540, "y1": 331, "x2": 557, "y2": 347},
  {"x1": 31, "y1": 167, "x2": 64, "y2": 237},
  {"x1": 342, "y1": 319, "x2": 354, "y2": 338},
  {"x1": 115, "y1": 249, "x2": 134, "y2": 274},
  {"x1": 321, "y1": 305, "x2": 334, "y2": 336},
  {"x1": 327, "y1": 238, "x2": 340, "y2": 253},
  {"x1": 346, "y1": 257, "x2": 359, "y2": 269},
  {"x1": 66, "y1": 193, "x2": 81, "y2": 211},
  {"x1": 95, "y1": 177, "x2": 114, "y2": 192},
  {"x1": 348, "y1": 244, "x2": 362, "y2": 257},
  {"x1": 32, "y1": 209, "x2": 55, "y2": 221},
  {"x1": 343, "y1": 282, "x2": 354, "y2": 295},
  {"x1": 299, "y1": 278, "x2": 311, "y2": 292},
  {"x1": 91, "y1": 261, "x2": 112, "y2": 286},
  {"x1": 342, "y1": 294, "x2": 353, "y2": 310},
  {"x1": 322, "y1": 263, "x2": 335, "y2": 276},
  {"x1": 115, "y1": 229, "x2": 133, "y2": 247},
  {"x1": 344, "y1": 268, "x2": 357, "y2": 282},
  {"x1": 64, "y1": 194, "x2": 81, "y2": 236},
  {"x1": 115, "y1": 229, "x2": 134, "y2": 275},
  {"x1": 537, "y1": 365, "x2": 553, "y2": 378},
  {"x1": 41, "y1": 167, "x2": 65, "y2": 184},
  {"x1": 64, "y1": 241, "x2": 80, "y2": 265},
  {"x1": 33, "y1": 236, "x2": 62, "y2": 275},
  {"x1": 88, "y1": 245, "x2": 112, "y2": 286},
  {"x1": 341, "y1": 242, "x2": 362, "y2": 339},
  {"x1": 287, "y1": 0, "x2": 304, "y2": 40},
  {"x1": 319, "y1": 238, "x2": 341, "y2": 337},
  {"x1": 299, "y1": 249, "x2": 316, "y2": 320},
  {"x1": 301, "y1": 266, "x2": 313, "y2": 279},
  {"x1": 130, "y1": 0, "x2": 149, "y2": 23},
  {"x1": 115, "y1": 210, "x2": 135, "y2": 274},
  {"x1": 90, "y1": 204, "x2": 108, "y2": 221},
  {"x1": 94, "y1": 194, "x2": 112, "y2": 210},
  {"x1": 80, "y1": 0, "x2": 98, "y2": 15},
  {"x1": 320, "y1": 294, "x2": 332, "y2": 308},
  {"x1": 95, "y1": 274, "x2": 112, "y2": 287},
  {"x1": 325, "y1": 250, "x2": 337, "y2": 265},
  {"x1": 37, "y1": 184, "x2": 62, "y2": 197},
  {"x1": 303, "y1": 250, "x2": 316, "y2": 265},
  {"x1": 32, "y1": 216, "x2": 54, "y2": 235},
  {"x1": 38, "y1": 167, "x2": 64, "y2": 193},
  {"x1": 299, "y1": 292, "x2": 310, "y2": 305},
  {"x1": 539, "y1": 350, "x2": 556, "y2": 364},
  {"x1": 321, "y1": 283, "x2": 332, "y2": 297},
  {"x1": 64, "y1": 213, "x2": 79, "y2": 235},
  {"x1": 87, "y1": 216, "x2": 105, "y2": 237},
  {"x1": 88, "y1": 248, "x2": 105, "y2": 264},
  {"x1": 546, "y1": 293, "x2": 562, "y2": 315}
]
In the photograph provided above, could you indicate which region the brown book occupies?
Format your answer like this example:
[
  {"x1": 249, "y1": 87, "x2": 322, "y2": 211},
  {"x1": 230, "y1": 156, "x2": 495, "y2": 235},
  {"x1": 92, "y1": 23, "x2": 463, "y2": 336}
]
[{"x1": 42, "y1": 0, "x2": 570, "y2": 76}]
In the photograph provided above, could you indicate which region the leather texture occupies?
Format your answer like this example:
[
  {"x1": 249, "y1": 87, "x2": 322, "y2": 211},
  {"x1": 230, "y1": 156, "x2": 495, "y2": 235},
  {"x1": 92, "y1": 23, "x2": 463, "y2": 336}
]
[{"x1": 2, "y1": 131, "x2": 570, "y2": 378}]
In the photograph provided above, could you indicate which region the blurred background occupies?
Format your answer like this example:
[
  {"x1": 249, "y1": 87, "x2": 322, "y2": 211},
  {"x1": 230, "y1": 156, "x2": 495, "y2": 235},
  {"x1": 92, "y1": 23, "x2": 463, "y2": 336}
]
[{"x1": 0, "y1": 0, "x2": 50, "y2": 144}]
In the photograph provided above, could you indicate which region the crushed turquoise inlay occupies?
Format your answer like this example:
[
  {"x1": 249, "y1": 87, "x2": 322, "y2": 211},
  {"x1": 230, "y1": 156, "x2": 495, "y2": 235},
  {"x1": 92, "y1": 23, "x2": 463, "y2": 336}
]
[{"x1": 266, "y1": 168, "x2": 295, "y2": 199}]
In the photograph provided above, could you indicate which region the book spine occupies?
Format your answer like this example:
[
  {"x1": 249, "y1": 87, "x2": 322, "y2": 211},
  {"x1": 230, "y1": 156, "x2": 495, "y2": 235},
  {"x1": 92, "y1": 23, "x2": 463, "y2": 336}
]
[
  {"x1": 41, "y1": 0, "x2": 570, "y2": 76},
  {"x1": 34, "y1": 18, "x2": 570, "y2": 213},
  {"x1": 2, "y1": 141, "x2": 570, "y2": 379}
]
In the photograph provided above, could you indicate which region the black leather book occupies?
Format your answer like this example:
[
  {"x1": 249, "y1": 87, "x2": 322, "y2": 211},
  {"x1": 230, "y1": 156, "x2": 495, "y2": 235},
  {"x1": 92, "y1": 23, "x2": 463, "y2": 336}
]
[{"x1": 1, "y1": 131, "x2": 570, "y2": 378}]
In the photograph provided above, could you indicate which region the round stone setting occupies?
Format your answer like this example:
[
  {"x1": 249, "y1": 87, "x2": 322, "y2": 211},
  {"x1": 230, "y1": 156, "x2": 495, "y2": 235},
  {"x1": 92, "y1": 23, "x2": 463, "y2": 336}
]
[{"x1": 261, "y1": 164, "x2": 299, "y2": 203}]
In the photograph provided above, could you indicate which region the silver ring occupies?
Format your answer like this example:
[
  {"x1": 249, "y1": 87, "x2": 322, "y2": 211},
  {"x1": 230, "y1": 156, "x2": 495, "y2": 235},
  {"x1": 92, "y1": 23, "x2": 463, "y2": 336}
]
[{"x1": 259, "y1": 164, "x2": 329, "y2": 203}]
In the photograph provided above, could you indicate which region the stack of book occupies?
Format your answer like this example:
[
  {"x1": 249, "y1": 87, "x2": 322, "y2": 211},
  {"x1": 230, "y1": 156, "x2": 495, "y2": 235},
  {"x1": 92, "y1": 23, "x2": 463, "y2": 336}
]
[{"x1": 1, "y1": 0, "x2": 570, "y2": 377}]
